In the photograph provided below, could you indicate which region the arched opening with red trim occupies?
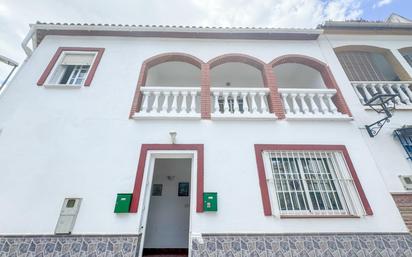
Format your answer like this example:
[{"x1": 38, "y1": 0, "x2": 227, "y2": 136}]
[
  {"x1": 129, "y1": 53, "x2": 205, "y2": 118},
  {"x1": 270, "y1": 54, "x2": 352, "y2": 117},
  {"x1": 206, "y1": 54, "x2": 279, "y2": 118}
]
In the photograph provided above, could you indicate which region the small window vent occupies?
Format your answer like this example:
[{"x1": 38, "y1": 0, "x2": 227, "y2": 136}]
[{"x1": 399, "y1": 175, "x2": 412, "y2": 190}]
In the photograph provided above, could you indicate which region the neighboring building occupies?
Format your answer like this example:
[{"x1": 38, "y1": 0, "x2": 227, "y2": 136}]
[{"x1": 0, "y1": 14, "x2": 412, "y2": 257}]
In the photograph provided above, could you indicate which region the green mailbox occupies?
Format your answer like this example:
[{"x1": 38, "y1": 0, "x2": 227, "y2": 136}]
[
  {"x1": 114, "y1": 193, "x2": 132, "y2": 213},
  {"x1": 203, "y1": 192, "x2": 217, "y2": 212}
]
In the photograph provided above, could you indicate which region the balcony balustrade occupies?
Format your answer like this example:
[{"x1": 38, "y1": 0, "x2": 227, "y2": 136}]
[
  {"x1": 210, "y1": 87, "x2": 274, "y2": 119},
  {"x1": 351, "y1": 82, "x2": 412, "y2": 108},
  {"x1": 279, "y1": 88, "x2": 351, "y2": 120},
  {"x1": 133, "y1": 86, "x2": 201, "y2": 119}
]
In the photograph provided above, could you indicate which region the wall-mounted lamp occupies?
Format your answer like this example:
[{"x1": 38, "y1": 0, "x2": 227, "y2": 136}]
[
  {"x1": 169, "y1": 131, "x2": 177, "y2": 144},
  {"x1": 364, "y1": 93, "x2": 398, "y2": 137}
]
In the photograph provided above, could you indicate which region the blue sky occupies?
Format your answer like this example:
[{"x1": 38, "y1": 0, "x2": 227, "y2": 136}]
[
  {"x1": 361, "y1": 0, "x2": 412, "y2": 21},
  {"x1": 0, "y1": 0, "x2": 411, "y2": 83}
]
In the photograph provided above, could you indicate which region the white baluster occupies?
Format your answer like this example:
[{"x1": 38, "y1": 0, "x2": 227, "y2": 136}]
[
  {"x1": 239, "y1": 92, "x2": 247, "y2": 113},
  {"x1": 317, "y1": 93, "x2": 329, "y2": 114},
  {"x1": 213, "y1": 91, "x2": 220, "y2": 113},
  {"x1": 308, "y1": 93, "x2": 319, "y2": 114},
  {"x1": 223, "y1": 92, "x2": 229, "y2": 113},
  {"x1": 298, "y1": 94, "x2": 309, "y2": 114},
  {"x1": 250, "y1": 92, "x2": 258, "y2": 113},
  {"x1": 160, "y1": 91, "x2": 170, "y2": 113},
  {"x1": 353, "y1": 84, "x2": 365, "y2": 105},
  {"x1": 152, "y1": 91, "x2": 161, "y2": 113},
  {"x1": 369, "y1": 83, "x2": 378, "y2": 96},
  {"x1": 362, "y1": 83, "x2": 372, "y2": 102},
  {"x1": 181, "y1": 91, "x2": 188, "y2": 113},
  {"x1": 281, "y1": 93, "x2": 291, "y2": 114},
  {"x1": 233, "y1": 92, "x2": 240, "y2": 114},
  {"x1": 377, "y1": 83, "x2": 386, "y2": 95},
  {"x1": 395, "y1": 84, "x2": 411, "y2": 104},
  {"x1": 402, "y1": 84, "x2": 412, "y2": 104},
  {"x1": 260, "y1": 92, "x2": 269, "y2": 114},
  {"x1": 290, "y1": 93, "x2": 301, "y2": 114},
  {"x1": 385, "y1": 84, "x2": 402, "y2": 105},
  {"x1": 170, "y1": 91, "x2": 179, "y2": 113},
  {"x1": 325, "y1": 93, "x2": 338, "y2": 114},
  {"x1": 140, "y1": 91, "x2": 150, "y2": 113}
]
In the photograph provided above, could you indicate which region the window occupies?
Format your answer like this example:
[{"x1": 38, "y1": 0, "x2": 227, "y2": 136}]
[
  {"x1": 47, "y1": 52, "x2": 96, "y2": 86},
  {"x1": 337, "y1": 51, "x2": 399, "y2": 81},
  {"x1": 37, "y1": 47, "x2": 105, "y2": 87},
  {"x1": 402, "y1": 51, "x2": 412, "y2": 67},
  {"x1": 264, "y1": 150, "x2": 366, "y2": 217}
]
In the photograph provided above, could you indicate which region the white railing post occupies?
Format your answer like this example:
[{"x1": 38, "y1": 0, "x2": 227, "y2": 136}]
[
  {"x1": 290, "y1": 93, "x2": 300, "y2": 114},
  {"x1": 239, "y1": 92, "x2": 247, "y2": 114},
  {"x1": 298, "y1": 93, "x2": 309, "y2": 114},
  {"x1": 170, "y1": 91, "x2": 179, "y2": 113},
  {"x1": 325, "y1": 93, "x2": 338, "y2": 114},
  {"x1": 259, "y1": 92, "x2": 269, "y2": 114},
  {"x1": 213, "y1": 92, "x2": 220, "y2": 113},
  {"x1": 385, "y1": 83, "x2": 402, "y2": 105},
  {"x1": 308, "y1": 94, "x2": 319, "y2": 114},
  {"x1": 281, "y1": 93, "x2": 290, "y2": 114},
  {"x1": 361, "y1": 83, "x2": 373, "y2": 102},
  {"x1": 353, "y1": 84, "x2": 365, "y2": 104},
  {"x1": 222, "y1": 92, "x2": 229, "y2": 113},
  {"x1": 181, "y1": 91, "x2": 188, "y2": 113},
  {"x1": 249, "y1": 92, "x2": 258, "y2": 113},
  {"x1": 402, "y1": 84, "x2": 412, "y2": 103},
  {"x1": 152, "y1": 91, "x2": 161, "y2": 113},
  {"x1": 395, "y1": 84, "x2": 411, "y2": 104},
  {"x1": 317, "y1": 94, "x2": 329, "y2": 114},
  {"x1": 140, "y1": 91, "x2": 150, "y2": 113}
]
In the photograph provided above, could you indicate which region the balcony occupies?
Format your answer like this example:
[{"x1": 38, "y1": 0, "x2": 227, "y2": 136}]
[
  {"x1": 134, "y1": 87, "x2": 201, "y2": 119},
  {"x1": 279, "y1": 88, "x2": 350, "y2": 120},
  {"x1": 273, "y1": 62, "x2": 351, "y2": 120},
  {"x1": 351, "y1": 81, "x2": 412, "y2": 109},
  {"x1": 211, "y1": 87, "x2": 272, "y2": 119}
]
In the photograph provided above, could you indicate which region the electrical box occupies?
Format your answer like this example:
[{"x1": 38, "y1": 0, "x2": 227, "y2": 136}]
[
  {"x1": 55, "y1": 198, "x2": 81, "y2": 234},
  {"x1": 400, "y1": 175, "x2": 412, "y2": 190},
  {"x1": 114, "y1": 193, "x2": 132, "y2": 213},
  {"x1": 203, "y1": 192, "x2": 217, "y2": 212}
]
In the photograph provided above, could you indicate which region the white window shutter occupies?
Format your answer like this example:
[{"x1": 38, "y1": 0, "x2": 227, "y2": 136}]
[{"x1": 61, "y1": 54, "x2": 94, "y2": 66}]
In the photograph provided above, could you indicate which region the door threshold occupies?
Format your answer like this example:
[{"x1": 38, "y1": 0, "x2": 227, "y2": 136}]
[{"x1": 143, "y1": 248, "x2": 188, "y2": 256}]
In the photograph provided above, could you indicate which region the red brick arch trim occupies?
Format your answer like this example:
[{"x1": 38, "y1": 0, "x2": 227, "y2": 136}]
[
  {"x1": 207, "y1": 53, "x2": 266, "y2": 70},
  {"x1": 270, "y1": 54, "x2": 352, "y2": 117},
  {"x1": 129, "y1": 53, "x2": 205, "y2": 118},
  {"x1": 37, "y1": 47, "x2": 105, "y2": 86},
  {"x1": 130, "y1": 144, "x2": 204, "y2": 213},
  {"x1": 254, "y1": 144, "x2": 373, "y2": 216}
]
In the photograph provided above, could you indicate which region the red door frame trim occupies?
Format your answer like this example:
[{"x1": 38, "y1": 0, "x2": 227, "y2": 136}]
[
  {"x1": 254, "y1": 144, "x2": 373, "y2": 216},
  {"x1": 37, "y1": 47, "x2": 105, "y2": 86},
  {"x1": 130, "y1": 144, "x2": 204, "y2": 213}
]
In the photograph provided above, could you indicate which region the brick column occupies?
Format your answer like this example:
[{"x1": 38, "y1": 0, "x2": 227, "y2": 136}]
[
  {"x1": 201, "y1": 63, "x2": 211, "y2": 119},
  {"x1": 322, "y1": 66, "x2": 352, "y2": 117},
  {"x1": 263, "y1": 64, "x2": 285, "y2": 119},
  {"x1": 129, "y1": 63, "x2": 147, "y2": 119}
]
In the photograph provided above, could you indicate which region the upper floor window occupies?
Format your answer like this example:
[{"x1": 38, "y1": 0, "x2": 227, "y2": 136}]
[
  {"x1": 401, "y1": 50, "x2": 412, "y2": 68},
  {"x1": 37, "y1": 47, "x2": 105, "y2": 87},
  {"x1": 265, "y1": 150, "x2": 366, "y2": 217},
  {"x1": 48, "y1": 52, "x2": 95, "y2": 86},
  {"x1": 336, "y1": 51, "x2": 399, "y2": 81}
]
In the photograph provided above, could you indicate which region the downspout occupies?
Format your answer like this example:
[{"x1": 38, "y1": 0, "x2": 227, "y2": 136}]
[{"x1": 21, "y1": 25, "x2": 37, "y2": 57}]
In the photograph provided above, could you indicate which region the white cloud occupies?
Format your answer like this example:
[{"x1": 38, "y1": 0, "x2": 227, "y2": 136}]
[
  {"x1": 0, "y1": 0, "x2": 364, "y2": 80},
  {"x1": 373, "y1": 0, "x2": 393, "y2": 8}
]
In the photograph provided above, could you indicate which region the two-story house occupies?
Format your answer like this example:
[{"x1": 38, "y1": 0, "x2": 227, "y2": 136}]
[{"x1": 1, "y1": 14, "x2": 412, "y2": 257}]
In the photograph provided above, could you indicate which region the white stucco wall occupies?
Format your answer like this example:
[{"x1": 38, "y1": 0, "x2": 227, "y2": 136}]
[
  {"x1": 318, "y1": 34, "x2": 412, "y2": 193},
  {"x1": 0, "y1": 34, "x2": 409, "y2": 236}
]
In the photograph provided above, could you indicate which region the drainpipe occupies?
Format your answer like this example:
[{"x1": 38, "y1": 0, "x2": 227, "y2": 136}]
[
  {"x1": 0, "y1": 55, "x2": 19, "y2": 92},
  {"x1": 21, "y1": 25, "x2": 36, "y2": 57}
]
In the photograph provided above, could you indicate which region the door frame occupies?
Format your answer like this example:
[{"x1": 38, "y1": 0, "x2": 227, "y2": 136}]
[{"x1": 136, "y1": 149, "x2": 199, "y2": 257}]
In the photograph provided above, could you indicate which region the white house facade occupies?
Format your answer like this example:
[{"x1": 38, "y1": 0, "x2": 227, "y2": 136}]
[{"x1": 1, "y1": 14, "x2": 412, "y2": 257}]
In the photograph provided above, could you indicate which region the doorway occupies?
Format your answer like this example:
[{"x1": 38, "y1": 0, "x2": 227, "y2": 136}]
[{"x1": 142, "y1": 158, "x2": 192, "y2": 257}]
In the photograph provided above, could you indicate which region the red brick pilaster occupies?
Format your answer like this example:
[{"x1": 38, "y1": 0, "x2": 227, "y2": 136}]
[
  {"x1": 263, "y1": 64, "x2": 285, "y2": 119},
  {"x1": 201, "y1": 63, "x2": 211, "y2": 119},
  {"x1": 322, "y1": 66, "x2": 352, "y2": 117}
]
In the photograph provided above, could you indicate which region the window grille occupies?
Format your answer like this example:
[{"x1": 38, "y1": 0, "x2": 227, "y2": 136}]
[
  {"x1": 402, "y1": 52, "x2": 412, "y2": 68},
  {"x1": 266, "y1": 150, "x2": 365, "y2": 216},
  {"x1": 394, "y1": 126, "x2": 412, "y2": 160},
  {"x1": 336, "y1": 51, "x2": 399, "y2": 81}
]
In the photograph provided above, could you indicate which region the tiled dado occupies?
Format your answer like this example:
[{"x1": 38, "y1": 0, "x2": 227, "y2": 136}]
[
  {"x1": 0, "y1": 235, "x2": 140, "y2": 257},
  {"x1": 191, "y1": 233, "x2": 412, "y2": 257}
]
